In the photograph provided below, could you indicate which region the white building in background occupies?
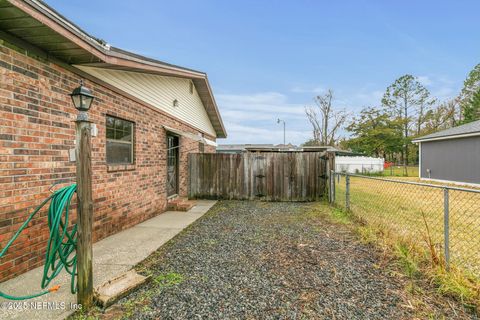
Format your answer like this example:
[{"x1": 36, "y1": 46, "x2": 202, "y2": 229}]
[{"x1": 335, "y1": 156, "x2": 384, "y2": 174}]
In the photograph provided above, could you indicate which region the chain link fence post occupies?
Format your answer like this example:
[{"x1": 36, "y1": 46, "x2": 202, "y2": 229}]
[
  {"x1": 346, "y1": 174, "x2": 350, "y2": 211},
  {"x1": 328, "y1": 169, "x2": 332, "y2": 203},
  {"x1": 330, "y1": 170, "x2": 335, "y2": 204},
  {"x1": 333, "y1": 170, "x2": 336, "y2": 203},
  {"x1": 443, "y1": 187, "x2": 450, "y2": 271}
]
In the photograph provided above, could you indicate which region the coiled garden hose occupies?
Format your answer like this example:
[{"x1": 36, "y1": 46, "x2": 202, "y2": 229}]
[{"x1": 0, "y1": 184, "x2": 78, "y2": 300}]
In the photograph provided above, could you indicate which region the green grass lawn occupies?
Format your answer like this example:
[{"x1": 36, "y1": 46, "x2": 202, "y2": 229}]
[
  {"x1": 353, "y1": 165, "x2": 419, "y2": 177},
  {"x1": 383, "y1": 166, "x2": 418, "y2": 177},
  {"x1": 383, "y1": 165, "x2": 419, "y2": 177}
]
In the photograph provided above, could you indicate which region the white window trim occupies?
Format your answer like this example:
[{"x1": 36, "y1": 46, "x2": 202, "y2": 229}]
[{"x1": 106, "y1": 117, "x2": 135, "y2": 164}]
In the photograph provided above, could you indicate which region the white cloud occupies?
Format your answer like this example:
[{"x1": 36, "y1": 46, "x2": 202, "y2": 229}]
[
  {"x1": 416, "y1": 75, "x2": 459, "y2": 102},
  {"x1": 217, "y1": 92, "x2": 305, "y2": 116},
  {"x1": 223, "y1": 121, "x2": 311, "y2": 145},
  {"x1": 216, "y1": 92, "x2": 313, "y2": 145},
  {"x1": 290, "y1": 85, "x2": 325, "y2": 94},
  {"x1": 417, "y1": 75, "x2": 433, "y2": 86},
  {"x1": 432, "y1": 86, "x2": 455, "y2": 101},
  {"x1": 428, "y1": 75, "x2": 459, "y2": 101},
  {"x1": 218, "y1": 92, "x2": 286, "y2": 105},
  {"x1": 347, "y1": 90, "x2": 384, "y2": 109},
  {"x1": 328, "y1": 89, "x2": 384, "y2": 112}
]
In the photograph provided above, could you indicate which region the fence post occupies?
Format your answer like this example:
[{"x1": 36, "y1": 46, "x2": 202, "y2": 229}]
[
  {"x1": 75, "y1": 120, "x2": 94, "y2": 307},
  {"x1": 328, "y1": 170, "x2": 335, "y2": 203},
  {"x1": 330, "y1": 170, "x2": 335, "y2": 203},
  {"x1": 443, "y1": 188, "x2": 450, "y2": 271},
  {"x1": 345, "y1": 174, "x2": 350, "y2": 211},
  {"x1": 328, "y1": 169, "x2": 332, "y2": 203}
]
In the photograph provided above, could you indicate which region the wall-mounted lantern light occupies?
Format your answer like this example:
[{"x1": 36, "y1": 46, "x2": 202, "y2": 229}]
[
  {"x1": 70, "y1": 80, "x2": 94, "y2": 120},
  {"x1": 173, "y1": 99, "x2": 179, "y2": 108}
]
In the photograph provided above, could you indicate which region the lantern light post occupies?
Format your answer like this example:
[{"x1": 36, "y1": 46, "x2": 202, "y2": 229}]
[
  {"x1": 71, "y1": 79, "x2": 95, "y2": 308},
  {"x1": 70, "y1": 80, "x2": 94, "y2": 120}
]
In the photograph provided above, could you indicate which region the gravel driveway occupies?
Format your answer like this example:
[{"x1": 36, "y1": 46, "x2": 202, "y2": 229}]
[{"x1": 97, "y1": 201, "x2": 474, "y2": 319}]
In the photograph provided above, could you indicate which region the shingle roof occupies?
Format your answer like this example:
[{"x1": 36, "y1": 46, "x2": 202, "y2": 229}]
[{"x1": 413, "y1": 120, "x2": 480, "y2": 142}]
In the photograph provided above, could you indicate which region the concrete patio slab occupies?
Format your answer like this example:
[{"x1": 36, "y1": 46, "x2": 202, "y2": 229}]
[{"x1": 0, "y1": 200, "x2": 216, "y2": 320}]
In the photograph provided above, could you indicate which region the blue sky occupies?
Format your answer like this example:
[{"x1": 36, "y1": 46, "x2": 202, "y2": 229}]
[{"x1": 47, "y1": 0, "x2": 480, "y2": 145}]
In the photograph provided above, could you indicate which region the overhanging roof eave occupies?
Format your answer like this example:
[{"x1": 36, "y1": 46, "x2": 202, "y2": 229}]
[{"x1": 4, "y1": 0, "x2": 227, "y2": 138}]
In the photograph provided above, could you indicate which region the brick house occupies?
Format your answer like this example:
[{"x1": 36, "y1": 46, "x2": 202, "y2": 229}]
[{"x1": 0, "y1": 0, "x2": 226, "y2": 281}]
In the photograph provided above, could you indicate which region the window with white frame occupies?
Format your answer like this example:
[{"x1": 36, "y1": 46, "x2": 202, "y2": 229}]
[{"x1": 106, "y1": 115, "x2": 134, "y2": 164}]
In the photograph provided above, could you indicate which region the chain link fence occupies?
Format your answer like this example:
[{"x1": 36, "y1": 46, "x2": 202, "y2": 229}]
[{"x1": 331, "y1": 171, "x2": 480, "y2": 278}]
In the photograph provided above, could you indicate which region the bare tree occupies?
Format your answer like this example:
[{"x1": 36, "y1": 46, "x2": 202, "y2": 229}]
[
  {"x1": 423, "y1": 98, "x2": 461, "y2": 133},
  {"x1": 304, "y1": 90, "x2": 347, "y2": 146}
]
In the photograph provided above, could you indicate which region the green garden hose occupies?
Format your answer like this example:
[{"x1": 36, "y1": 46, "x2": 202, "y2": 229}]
[{"x1": 0, "y1": 184, "x2": 78, "y2": 300}]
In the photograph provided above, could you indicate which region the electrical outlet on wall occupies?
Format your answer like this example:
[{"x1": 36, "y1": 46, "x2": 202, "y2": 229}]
[
  {"x1": 69, "y1": 148, "x2": 76, "y2": 162},
  {"x1": 91, "y1": 123, "x2": 98, "y2": 137}
]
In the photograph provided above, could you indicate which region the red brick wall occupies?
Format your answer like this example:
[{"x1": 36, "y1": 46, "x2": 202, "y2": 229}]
[{"x1": 0, "y1": 40, "x2": 216, "y2": 281}]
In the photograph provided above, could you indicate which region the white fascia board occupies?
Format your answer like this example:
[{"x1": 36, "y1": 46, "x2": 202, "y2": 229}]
[
  {"x1": 204, "y1": 138, "x2": 218, "y2": 147},
  {"x1": 412, "y1": 132, "x2": 480, "y2": 143}
]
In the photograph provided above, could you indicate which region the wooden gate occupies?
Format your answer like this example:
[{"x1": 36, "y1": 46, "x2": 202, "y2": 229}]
[{"x1": 188, "y1": 152, "x2": 333, "y2": 201}]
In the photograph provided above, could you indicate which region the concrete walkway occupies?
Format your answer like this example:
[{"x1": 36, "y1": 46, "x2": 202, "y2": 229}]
[{"x1": 0, "y1": 200, "x2": 216, "y2": 320}]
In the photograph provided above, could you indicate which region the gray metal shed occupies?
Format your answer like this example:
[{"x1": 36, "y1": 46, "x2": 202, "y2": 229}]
[{"x1": 413, "y1": 120, "x2": 480, "y2": 185}]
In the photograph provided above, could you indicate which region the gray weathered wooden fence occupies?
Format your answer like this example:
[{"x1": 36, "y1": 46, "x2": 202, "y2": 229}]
[{"x1": 188, "y1": 152, "x2": 334, "y2": 201}]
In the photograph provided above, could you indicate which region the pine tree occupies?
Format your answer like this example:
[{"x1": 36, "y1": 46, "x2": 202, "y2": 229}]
[
  {"x1": 460, "y1": 63, "x2": 480, "y2": 124},
  {"x1": 462, "y1": 89, "x2": 480, "y2": 123},
  {"x1": 381, "y1": 75, "x2": 435, "y2": 165}
]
